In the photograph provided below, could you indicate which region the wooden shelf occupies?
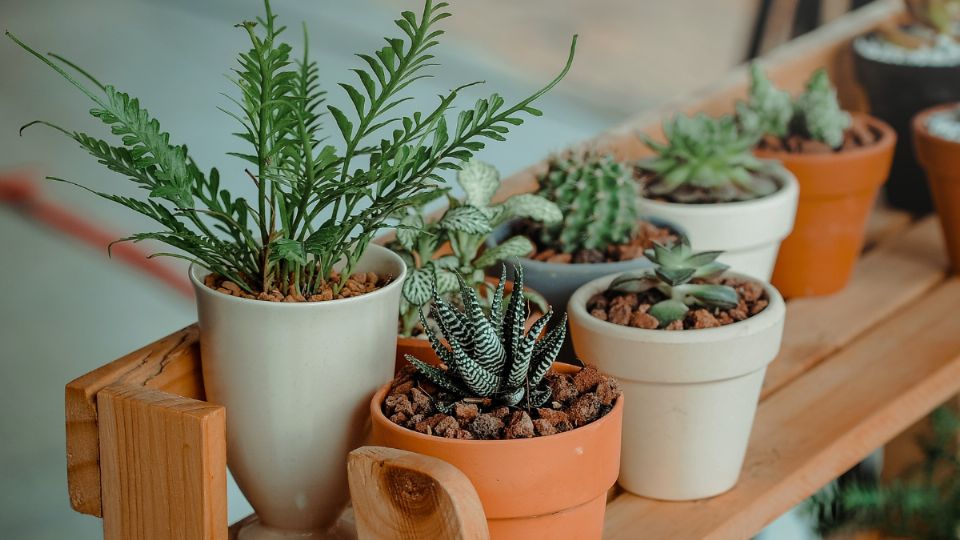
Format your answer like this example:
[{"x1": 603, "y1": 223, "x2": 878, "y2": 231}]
[{"x1": 63, "y1": 1, "x2": 960, "y2": 538}]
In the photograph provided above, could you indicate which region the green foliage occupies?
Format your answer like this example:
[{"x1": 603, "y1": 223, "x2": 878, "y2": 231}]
[
  {"x1": 737, "y1": 65, "x2": 852, "y2": 149},
  {"x1": 609, "y1": 238, "x2": 738, "y2": 327},
  {"x1": 908, "y1": 0, "x2": 960, "y2": 35},
  {"x1": 392, "y1": 159, "x2": 560, "y2": 336},
  {"x1": 808, "y1": 408, "x2": 960, "y2": 540},
  {"x1": 638, "y1": 114, "x2": 778, "y2": 203},
  {"x1": 535, "y1": 153, "x2": 640, "y2": 253},
  {"x1": 406, "y1": 265, "x2": 566, "y2": 411},
  {"x1": 7, "y1": 0, "x2": 577, "y2": 297}
]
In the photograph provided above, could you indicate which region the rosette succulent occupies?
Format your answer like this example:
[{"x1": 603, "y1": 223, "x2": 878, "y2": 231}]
[
  {"x1": 536, "y1": 153, "x2": 640, "y2": 253},
  {"x1": 406, "y1": 266, "x2": 566, "y2": 411},
  {"x1": 638, "y1": 113, "x2": 779, "y2": 203},
  {"x1": 609, "y1": 238, "x2": 738, "y2": 327}
]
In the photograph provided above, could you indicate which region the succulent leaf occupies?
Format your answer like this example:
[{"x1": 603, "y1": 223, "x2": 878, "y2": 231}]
[
  {"x1": 649, "y1": 300, "x2": 689, "y2": 325},
  {"x1": 684, "y1": 284, "x2": 740, "y2": 309}
]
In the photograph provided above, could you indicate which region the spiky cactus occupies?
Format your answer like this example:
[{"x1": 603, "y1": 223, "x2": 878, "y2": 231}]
[
  {"x1": 536, "y1": 153, "x2": 640, "y2": 253},
  {"x1": 609, "y1": 238, "x2": 739, "y2": 327},
  {"x1": 638, "y1": 113, "x2": 779, "y2": 203},
  {"x1": 794, "y1": 69, "x2": 852, "y2": 149},
  {"x1": 736, "y1": 64, "x2": 794, "y2": 139},
  {"x1": 406, "y1": 266, "x2": 566, "y2": 411}
]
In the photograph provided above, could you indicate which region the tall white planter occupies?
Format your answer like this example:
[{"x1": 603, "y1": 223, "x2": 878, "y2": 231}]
[
  {"x1": 636, "y1": 165, "x2": 799, "y2": 280},
  {"x1": 568, "y1": 272, "x2": 785, "y2": 500},
  {"x1": 190, "y1": 244, "x2": 405, "y2": 539}
]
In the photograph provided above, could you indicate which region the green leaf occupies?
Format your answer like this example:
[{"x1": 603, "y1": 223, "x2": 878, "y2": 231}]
[
  {"x1": 396, "y1": 213, "x2": 424, "y2": 251},
  {"x1": 456, "y1": 158, "x2": 500, "y2": 208},
  {"x1": 684, "y1": 284, "x2": 739, "y2": 309},
  {"x1": 496, "y1": 193, "x2": 562, "y2": 225},
  {"x1": 268, "y1": 238, "x2": 307, "y2": 265},
  {"x1": 610, "y1": 270, "x2": 658, "y2": 293},
  {"x1": 655, "y1": 266, "x2": 696, "y2": 287},
  {"x1": 474, "y1": 235, "x2": 534, "y2": 269},
  {"x1": 649, "y1": 300, "x2": 688, "y2": 326},
  {"x1": 437, "y1": 205, "x2": 491, "y2": 235},
  {"x1": 403, "y1": 267, "x2": 434, "y2": 306}
]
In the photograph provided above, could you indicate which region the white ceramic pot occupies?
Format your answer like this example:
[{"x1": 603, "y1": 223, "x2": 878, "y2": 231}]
[
  {"x1": 567, "y1": 272, "x2": 785, "y2": 500},
  {"x1": 190, "y1": 244, "x2": 406, "y2": 539},
  {"x1": 635, "y1": 165, "x2": 799, "y2": 280}
]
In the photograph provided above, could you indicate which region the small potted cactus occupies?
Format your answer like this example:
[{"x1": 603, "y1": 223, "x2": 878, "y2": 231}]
[
  {"x1": 487, "y1": 153, "x2": 679, "y2": 323},
  {"x1": 369, "y1": 267, "x2": 623, "y2": 539},
  {"x1": 853, "y1": 0, "x2": 960, "y2": 214},
  {"x1": 913, "y1": 102, "x2": 960, "y2": 273},
  {"x1": 739, "y1": 66, "x2": 896, "y2": 297},
  {"x1": 391, "y1": 159, "x2": 559, "y2": 368},
  {"x1": 634, "y1": 113, "x2": 799, "y2": 280},
  {"x1": 567, "y1": 238, "x2": 785, "y2": 500}
]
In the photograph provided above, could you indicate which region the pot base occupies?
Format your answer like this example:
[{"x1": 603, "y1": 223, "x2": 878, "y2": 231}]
[{"x1": 237, "y1": 516, "x2": 356, "y2": 540}]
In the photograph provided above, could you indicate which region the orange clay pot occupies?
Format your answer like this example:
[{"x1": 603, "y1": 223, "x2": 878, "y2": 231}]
[
  {"x1": 395, "y1": 279, "x2": 542, "y2": 372},
  {"x1": 914, "y1": 103, "x2": 960, "y2": 274},
  {"x1": 370, "y1": 363, "x2": 623, "y2": 540},
  {"x1": 758, "y1": 113, "x2": 895, "y2": 298}
]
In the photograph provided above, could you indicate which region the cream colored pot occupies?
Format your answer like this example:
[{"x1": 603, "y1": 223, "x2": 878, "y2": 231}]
[
  {"x1": 636, "y1": 165, "x2": 799, "y2": 280},
  {"x1": 190, "y1": 244, "x2": 405, "y2": 539},
  {"x1": 568, "y1": 272, "x2": 785, "y2": 500}
]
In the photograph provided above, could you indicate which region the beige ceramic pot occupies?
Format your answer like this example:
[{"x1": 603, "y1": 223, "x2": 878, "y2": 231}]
[
  {"x1": 190, "y1": 244, "x2": 406, "y2": 539},
  {"x1": 568, "y1": 272, "x2": 785, "y2": 500}
]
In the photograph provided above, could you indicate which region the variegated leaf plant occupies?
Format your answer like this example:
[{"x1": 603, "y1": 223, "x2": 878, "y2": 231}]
[{"x1": 406, "y1": 265, "x2": 565, "y2": 411}]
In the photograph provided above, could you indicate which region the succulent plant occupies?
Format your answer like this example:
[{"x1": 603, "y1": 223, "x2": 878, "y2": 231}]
[
  {"x1": 535, "y1": 153, "x2": 640, "y2": 253},
  {"x1": 609, "y1": 238, "x2": 739, "y2": 327},
  {"x1": 405, "y1": 265, "x2": 566, "y2": 411},
  {"x1": 638, "y1": 113, "x2": 778, "y2": 203},
  {"x1": 392, "y1": 159, "x2": 560, "y2": 336},
  {"x1": 737, "y1": 65, "x2": 852, "y2": 150}
]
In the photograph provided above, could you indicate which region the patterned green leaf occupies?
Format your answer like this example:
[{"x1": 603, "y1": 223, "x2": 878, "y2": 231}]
[
  {"x1": 437, "y1": 205, "x2": 491, "y2": 234},
  {"x1": 456, "y1": 158, "x2": 500, "y2": 208},
  {"x1": 496, "y1": 193, "x2": 562, "y2": 225},
  {"x1": 474, "y1": 235, "x2": 534, "y2": 270},
  {"x1": 402, "y1": 267, "x2": 434, "y2": 306}
]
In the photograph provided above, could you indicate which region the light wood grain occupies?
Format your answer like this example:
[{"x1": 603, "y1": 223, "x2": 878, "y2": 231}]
[
  {"x1": 757, "y1": 0, "x2": 802, "y2": 55},
  {"x1": 66, "y1": 325, "x2": 202, "y2": 516},
  {"x1": 99, "y1": 384, "x2": 226, "y2": 540},
  {"x1": 348, "y1": 447, "x2": 488, "y2": 540}
]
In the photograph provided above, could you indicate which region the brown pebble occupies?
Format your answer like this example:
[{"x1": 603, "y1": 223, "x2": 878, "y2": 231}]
[
  {"x1": 470, "y1": 414, "x2": 505, "y2": 440},
  {"x1": 629, "y1": 311, "x2": 659, "y2": 329},
  {"x1": 536, "y1": 408, "x2": 573, "y2": 432},
  {"x1": 389, "y1": 412, "x2": 408, "y2": 424},
  {"x1": 444, "y1": 428, "x2": 475, "y2": 440},
  {"x1": 573, "y1": 365, "x2": 603, "y2": 394},
  {"x1": 409, "y1": 387, "x2": 432, "y2": 414},
  {"x1": 608, "y1": 303, "x2": 632, "y2": 326},
  {"x1": 385, "y1": 394, "x2": 414, "y2": 417},
  {"x1": 737, "y1": 281, "x2": 763, "y2": 303},
  {"x1": 533, "y1": 419, "x2": 557, "y2": 436},
  {"x1": 221, "y1": 281, "x2": 241, "y2": 295},
  {"x1": 567, "y1": 393, "x2": 601, "y2": 427},
  {"x1": 587, "y1": 294, "x2": 609, "y2": 311},
  {"x1": 665, "y1": 320, "x2": 683, "y2": 331},
  {"x1": 547, "y1": 374, "x2": 578, "y2": 404},
  {"x1": 390, "y1": 381, "x2": 414, "y2": 396},
  {"x1": 590, "y1": 309, "x2": 608, "y2": 321},
  {"x1": 434, "y1": 416, "x2": 459, "y2": 437},
  {"x1": 453, "y1": 402, "x2": 479, "y2": 424},
  {"x1": 691, "y1": 309, "x2": 721, "y2": 329},
  {"x1": 750, "y1": 299, "x2": 769, "y2": 316},
  {"x1": 490, "y1": 406, "x2": 511, "y2": 419},
  {"x1": 504, "y1": 410, "x2": 535, "y2": 439},
  {"x1": 596, "y1": 378, "x2": 621, "y2": 406}
]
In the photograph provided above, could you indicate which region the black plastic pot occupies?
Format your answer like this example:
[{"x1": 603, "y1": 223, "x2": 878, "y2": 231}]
[{"x1": 853, "y1": 39, "x2": 960, "y2": 215}]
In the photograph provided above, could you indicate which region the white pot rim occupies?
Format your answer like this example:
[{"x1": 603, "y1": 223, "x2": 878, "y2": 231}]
[
  {"x1": 568, "y1": 271, "x2": 785, "y2": 345},
  {"x1": 189, "y1": 243, "x2": 407, "y2": 309}
]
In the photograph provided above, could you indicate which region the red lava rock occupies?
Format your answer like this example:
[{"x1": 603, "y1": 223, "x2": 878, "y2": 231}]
[
  {"x1": 409, "y1": 387, "x2": 432, "y2": 413},
  {"x1": 751, "y1": 299, "x2": 769, "y2": 316},
  {"x1": 736, "y1": 280, "x2": 764, "y2": 303},
  {"x1": 548, "y1": 375, "x2": 578, "y2": 404},
  {"x1": 504, "y1": 410, "x2": 535, "y2": 439},
  {"x1": 389, "y1": 412, "x2": 408, "y2": 425},
  {"x1": 568, "y1": 393, "x2": 601, "y2": 427},
  {"x1": 490, "y1": 406, "x2": 511, "y2": 419},
  {"x1": 665, "y1": 320, "x2": 683, "y2": 331},
  {"x1": 434, "y1": 416, "x2": 460, "y2": 437},
  {"x1": 588, "y1": 294, "x2": 609, "y2": 311},
  {"x1": 537, "y1": 408, "x2": 573, "y2": 432},
  {"x1": 629, "y1": 311, "x2": 659, "y2": 329},
  {"x1": 573, "y1": 365, "x2": 603, "y2": 394},
  {"x1": 608, "y1": 303, "x2": 632, "y2": 326},
  {"x1": 590, "y1": 309, "x2": 608, "y2": 321},
  {"x1": 385, "y1": 394, "x2": 414, "y2": 417},
  {"x1": 533, "y1": 419, "x2": 558, "y2": 436},
  {"x1": 690, "y1": 309, "x2": 721, "y2": 329},
  {"x1": 444, "y1": 428, "x2": 475, "y2": 440},
  {"x1": 596, "y1": 378, "x2": 621, "y2": 407},
  {"x1": 470, "y1": 414, "x2": 505, "y2": 440},
  {"x1": 453, "y1": 402, "x2": 479, "y2": 424}
]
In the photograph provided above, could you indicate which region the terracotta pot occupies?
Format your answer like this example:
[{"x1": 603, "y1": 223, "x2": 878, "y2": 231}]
[
  {"x1": 395, "y1": 279, "x2": 542, "y2": 372},
  {"x1": 635, "y1": 164, "x2": 798, "y2": 280},
  {"x1": 759, "y1": 113, "x2": 896, "y2": 297},
  {"x1": 190, "y1": 244, "x2": 406, "y2": 540},
  {"x1": 568, "y1": 272, "x2": 785, "y2": 500},
  {"x1": 369, "y1": 364, "x2": 623, "y2": 540},
  {"x1": 914, "y1": 103, "x2": 960, "y2": 274}
]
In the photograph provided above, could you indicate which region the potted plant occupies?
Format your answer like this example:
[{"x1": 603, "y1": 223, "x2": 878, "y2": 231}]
[
  {"x1": 369, "y1": 268, "x2": 623, "y2": 539},
  {"x1": 391, "y1": 158, "x2": 560, "y2": 368},
  {"x1": 913, "y1": 103, "x2": 960, "y2": 273},
  {"x1": 738, "y1": 66, "x2": 896, "y2": 297},
  {"x1": 634, "y1": 113, "x2": 799, "y2": 280},
  {"x1": 567, "y1": 239, "x2": 785, "y2": 500},
  {"x1": 7, "y1": 0, "x2": 578, "y2": 536},
  {"x1": 487, "y1": 152, "x2": 679, "y2": 321},
  {"x1": 853, "y1": 0, "x2": 960, "y2": 214}
]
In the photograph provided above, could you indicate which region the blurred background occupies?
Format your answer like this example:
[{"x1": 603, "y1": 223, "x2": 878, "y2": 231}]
[{"x1": 0, "y1": 0, "x2": 868, "y2": 538}]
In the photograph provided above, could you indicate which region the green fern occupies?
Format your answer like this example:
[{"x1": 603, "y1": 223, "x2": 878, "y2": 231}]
[{"x1": 7, "y1": 0, "x2": 577, "y2": 296}]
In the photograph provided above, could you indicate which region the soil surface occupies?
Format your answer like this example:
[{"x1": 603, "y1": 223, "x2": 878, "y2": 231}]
[
  {"x1": 587, "y1": 276, "x2": 769, "y2": 330},
  {"x1": 383, "y1": 365, "x2": 621, "y2": 440},
  {"x1": 515, "y1": 219, "x2": 678, "y2": 264},
  {"x1": 756, "y1": 116, "x2": 883, "y2": 154},
  {"x1": 203, "y1": 271, "x2": 388, "y2": 302}
]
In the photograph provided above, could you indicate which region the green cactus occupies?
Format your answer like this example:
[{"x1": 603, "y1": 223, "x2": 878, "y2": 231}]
[
  {"x1": 535, "y1": 153, "x2": 640, "y2": 253},
  {"x1": 638, "y1": 113, "x2": 779, "y2": 203},
  {"x1": 609, "y1": 238, "x2": 739, "y2": 327},
  {"x1": 406, "y1": 265, "x2": 566, "y2": 411},
  {"x1": 736, "y1": 64, "x2": 794, "y2": 139},
  {"x1": 794, "y1": 69, "x2": 852, "y2": 149}
]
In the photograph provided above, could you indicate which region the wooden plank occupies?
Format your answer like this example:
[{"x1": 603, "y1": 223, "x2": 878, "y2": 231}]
[
  {"x1": 862, "y1": 205, "x2": 913, "y2": 250},
  {"x1": 757, "y1": 0, "x2": 802, "y2": 55},
  {"x1": 348, "y1": 447, "x2": 489, "y2": 540},
  {"x1": 66, "y1": 325, "x2": 202, "y2": 516},
  {"x1": 99, "y1": 384, "x2": 226, "y2": 540},
  {"x1": 762, "y1": 217, "x2": 947, "y2": 399},
  {"x1": 604, "y1": 277, "x2": 960, "y2": 540}
]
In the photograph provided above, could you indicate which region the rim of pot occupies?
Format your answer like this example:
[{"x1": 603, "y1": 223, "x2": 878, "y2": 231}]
[
  {"x1": 370, "y1": 363, "x2": 624, "y2": 447},
  {"x1": 485, "y1": 216, "x2": 687, "y2": 269},
  {"x1": 853, "y1": 33, "x2": 960, "y2": 69},
  {"x1": 567, "y1": 270, "x2": 785, "y2": 344},
  {"x1": 754, "y1": 112, "x2": 897, "y2": 163},
  {"x1": 913, "y1": 102, "x2": 960, "y2": 146},
  {"x1": 637, "y1": 159, "x2": 799, "y2": 213},
  {"x1": 189, "y1": 243, "x2": 408, "y2": 308}
]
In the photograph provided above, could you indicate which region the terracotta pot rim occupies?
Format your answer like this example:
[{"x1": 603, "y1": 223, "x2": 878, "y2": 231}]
[
  {"x1": 639, "y1": 161, "x2": 797, "y2": 210},
  {"x1": 913, "y1": 102, "x2": 960, "y2": 146},
  {"x1": 568, "y1": 271, "x2": 785, "y2": 343},
  {"x1": 754, "y1": 112, "x2": 896, "y2": 163},
  {"x1": 370, "y1": 364, "x2": 624, "y2": 447},
  {"x1": 188, "y1": 244, "x2": 407, "y2": 308}
]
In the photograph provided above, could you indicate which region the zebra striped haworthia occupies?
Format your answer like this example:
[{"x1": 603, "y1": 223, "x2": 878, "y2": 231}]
[{"x1": 406, "y1": 265, "x2": 565, "y2": 410}]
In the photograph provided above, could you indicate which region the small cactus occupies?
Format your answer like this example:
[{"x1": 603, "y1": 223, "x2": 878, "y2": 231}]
[
  {"x1": 794, "y1": 70, "x2": 852, "y2": 149},
  {"x1": 609, "y1": 238, "x2": 739, "y2": 327},
  {"x1": 536, "y1": 153, "x2": 640, "y2": 253}
]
